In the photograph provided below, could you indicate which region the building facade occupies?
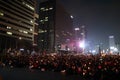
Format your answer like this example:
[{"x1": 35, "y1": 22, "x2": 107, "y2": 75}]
[
  {"x1": 38, "y1": 0, "x2": 73, "y2": 52},
  {"x1": 109, "y1": 35, "x2": 118, "y2": 53},
  {"x1": 0, "y1": 0, "x2": 38, "y2": 52}
]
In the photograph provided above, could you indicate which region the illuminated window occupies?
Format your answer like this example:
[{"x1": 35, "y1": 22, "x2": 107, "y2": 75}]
[
  {"x1": 40, "y1": 7, "x2": 46, "y2": 11},
  {"x1": 19, "y1": 30, "x2": 23, "y2": 32},
  {"x1": 44, "y1": 18, "x2": 48, "y2": 21},
  {"x1": 30, "y1": 20, "x2": 33, "y2": 23},
  {"x1": 7, "y1": 32, "x2": 12, "y2": 35},
  {"x1": 22, "y1": 2, "x2": 34, "y2": 11},
  {"x1": 45, "y1": 8, "x2": 49, "y2": 11},
  {"x1": 23, "y1": 31, "x2": 28, "y2": 34},
  {"x1": 7, "y1": 26, "x2": 11, "y2": 29},
  {"x1": 40, "y1": 7, "x2": 53, "y2": 11},
  {"x1": 45, "y1": 17, "x2": 48, "y2": 21},
  {"x1": 0, "y1": 12, "x2": 4, "y2": 16},
  {"x1": 30, "y1": 28, "x2": 33, "y2": 31},
  {"x1": 40, "y1": 20, "x2": 44, "y2": 24},
  {"x1": 38, "y1": 29, "x2": 47, "y2": 33},
  {"x1": 40, "y1": 20, "x2": 43, "y2": 22},
  {"x1": 19, "y1": 30, "x2": 28, "y2": 34},
  {"x1": 40, "y1": 7, "x2": 45, "y2": 10},
  {"x1": 49, "y1": 7, "x2": 53, "y2": 10},
  {"x1": 19, "y1": 37, "x2": 22, "y2": 40}
]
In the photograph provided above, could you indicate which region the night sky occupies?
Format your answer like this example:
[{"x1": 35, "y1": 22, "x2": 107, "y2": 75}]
[{"x1": 59, "y1": 0, "x2": 120, "y2": 49}]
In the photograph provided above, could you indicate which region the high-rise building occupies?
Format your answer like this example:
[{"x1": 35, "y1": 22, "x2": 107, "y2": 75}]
[
  {"x1": 74, "y1": 25, "x2": 87, "y2": 53},
  {"x1": 109, "y1": 35, "x2": 116, "y2": 52},
  {"x1": 0, "y1": 0, "x2": 38, "y2": 52},
  {"x1": 38, "y1": 0, "x2": 73, "y2": 52}
]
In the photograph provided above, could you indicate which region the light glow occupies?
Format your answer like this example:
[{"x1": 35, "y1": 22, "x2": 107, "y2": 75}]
[
  {"x1": 114, "y1": 47, "x2": 118, "y2": 52},
  {"x1": 70, "y1": 15, "x2": 74, "y2": 19},
  {"x1": 79, "y1": 41, "x2": 85, "y2": 48},
  {"x1": 92, "y1": 50, "x2": 96, "y2": 53},
  {"x1": 49, "y1": 7, "x2": 53, "y2": 10},
  {"x1": 7, "y1": 32, "x2": 12, "y2": 35},
  {"x1": 75, "y1": 28, "x2": 79, "y2": 31}
]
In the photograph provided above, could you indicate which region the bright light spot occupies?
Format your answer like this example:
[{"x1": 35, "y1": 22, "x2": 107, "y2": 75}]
[
  {"x1": 7, "y1": 26, "x2": 11, "y2": 29},
  {"x1": 103, "y1": 50, "x2": 105, "y2": 53},
  {"x1": 79, "y1": 41, "x2": 85, "y2": 48},
  {"x1": 92, "y1": 50, "x2": 96, "y2": 53},
  {"x1": 110, "y1": 46, "x2": 118, "y2": 52},
  {"x1": 75, "y1": 28, "x2": 79, "y2": 31},
  {"x1": 110, "y1": 46, "x2": 114, "y2": 49},
  {"x1": 30, "y1": 28, "x2": 33, "y2": 31},
  {"x1": 40, "y1": 7, "x2": 45, "y2": 10},
  {"x1": 40, "y1": 20, "x2": 43, "y2": 22},
  {"x1": 23, "y1": 31, "x2": 28, "y2": 34},
  {"x1": 7, "y1": 32, "x2": 12, "y2": 35},
  {"x1": 70, "y1": 15, "x2": 73, "y2": 19},
  {"x1": 0, "y1": 12, "x2": 4, "y2": 16},
  {"x1": 68, "y1": 48, "x2": 70, "y2": 51},
  {"x1": 114, "y1": 48, "x2": 118, "y2": 52},
  {"x1": 30, "y1": 20, "x2": 33, "y2": 23},
  {"x1": 49, "y1": 7, "x2": 53, "y2": 10},
  {"x1": 109, "y1": 36, "x2": 114, "y2": 38},
  {"x1": 20, "y1": 48, "x2": 24, "y2": 51},
  {"x1": 19, "y1": 37, "x2": 22, "y2": 40}
]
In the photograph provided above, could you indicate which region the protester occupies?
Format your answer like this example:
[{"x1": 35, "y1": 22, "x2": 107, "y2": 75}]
[{"x1": 0, "y1": 49, "x2": 120, "y2": 80}]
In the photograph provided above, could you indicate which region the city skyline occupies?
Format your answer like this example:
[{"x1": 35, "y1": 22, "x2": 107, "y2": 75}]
[
  {"x1": 59, "y1": 0, "x2": 120, "y2": 49},
  {"x1": 0, "y1": 0, "x2": 120, "y2": 52}
]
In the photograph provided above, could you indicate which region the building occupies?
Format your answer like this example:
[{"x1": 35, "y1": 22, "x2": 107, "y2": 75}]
[
  {"x1": 74, "y1": 26, "x2": 87, "y2": 53},
  {"x1": 0, "y1": 0, "x2": 38, "y2": 52},
  {"x1": 38, "y1": 0, "x2": 73, "y2": 52},
  {"x1": 109, "y1": 36, "x2": 117, "y2": 53}
]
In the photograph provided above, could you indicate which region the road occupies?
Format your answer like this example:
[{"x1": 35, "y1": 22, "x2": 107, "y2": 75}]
[{"x1": 0, "y1": 67, "x2": 85, "y2": 80}]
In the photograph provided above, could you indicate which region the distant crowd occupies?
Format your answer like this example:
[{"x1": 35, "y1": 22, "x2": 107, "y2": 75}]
[{"x1": 0, "y1": 49, "x2": 120, "y2": 80}]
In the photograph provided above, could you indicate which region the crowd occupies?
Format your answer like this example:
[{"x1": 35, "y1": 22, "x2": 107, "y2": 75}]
[{"x1": 0, "y1": 50, "x2": 120, "y2": 80}]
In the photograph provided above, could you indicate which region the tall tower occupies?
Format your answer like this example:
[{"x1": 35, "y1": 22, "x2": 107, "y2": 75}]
[{"x1": 38, "y1": 0, "x2": 73, "y2": 53}]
